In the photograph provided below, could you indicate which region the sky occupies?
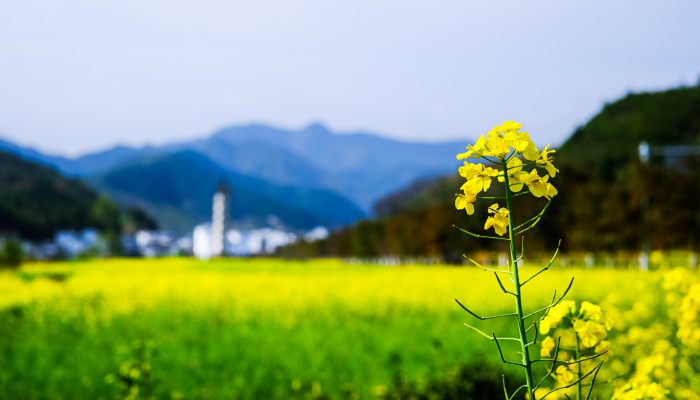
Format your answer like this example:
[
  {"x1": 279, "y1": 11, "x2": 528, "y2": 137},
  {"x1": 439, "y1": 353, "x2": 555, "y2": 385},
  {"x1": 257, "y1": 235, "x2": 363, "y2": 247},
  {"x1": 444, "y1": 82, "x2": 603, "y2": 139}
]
[{"x1": 1, "y1": 0, "x2": 699, "y2": 157}]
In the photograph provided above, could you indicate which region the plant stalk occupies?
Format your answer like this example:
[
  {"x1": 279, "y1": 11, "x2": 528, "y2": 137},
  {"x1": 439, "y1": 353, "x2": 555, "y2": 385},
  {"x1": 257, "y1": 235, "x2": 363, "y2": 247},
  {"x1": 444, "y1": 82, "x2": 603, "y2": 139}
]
[
  {"x1": 502, "y1": 158, "x2": 536, "y2": 399},
  {"x1": 576, "y1": 336, "x2": 582, "y2": 400}
]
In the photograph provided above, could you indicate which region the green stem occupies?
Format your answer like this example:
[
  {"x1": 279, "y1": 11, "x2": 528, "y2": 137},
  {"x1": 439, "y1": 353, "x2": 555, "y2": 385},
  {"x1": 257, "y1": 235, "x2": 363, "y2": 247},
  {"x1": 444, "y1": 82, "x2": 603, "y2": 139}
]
[
  {"x1": 576, "y1": 336, "x2": 582, "y2": 400},
  {"x1": 502, "y1": 158, "x2": 536, "y2": 399}
]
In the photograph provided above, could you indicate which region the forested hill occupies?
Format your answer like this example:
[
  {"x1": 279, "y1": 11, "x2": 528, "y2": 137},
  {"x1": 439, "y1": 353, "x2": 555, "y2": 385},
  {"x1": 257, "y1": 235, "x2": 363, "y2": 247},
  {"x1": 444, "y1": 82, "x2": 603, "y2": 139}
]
[
  {"x1": 279, "y1": 84, "x2": 700, "y2": 258},
  {"x1": 559, "y1": 83, "x2": 700, "y2": 179},
  {"x1": 0, "y1": 150, "x2": 155, "y2": 240},
  {"x1": 374, "y1": 84, "x2": 700, "y2": 217}
]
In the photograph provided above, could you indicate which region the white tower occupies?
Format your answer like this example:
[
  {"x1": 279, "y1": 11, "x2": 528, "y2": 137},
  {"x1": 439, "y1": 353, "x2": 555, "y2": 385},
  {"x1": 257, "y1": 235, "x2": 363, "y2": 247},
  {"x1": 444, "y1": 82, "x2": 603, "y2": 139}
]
[{"x1": 211, "y1": 181, "x2": 229, "y2": 257}]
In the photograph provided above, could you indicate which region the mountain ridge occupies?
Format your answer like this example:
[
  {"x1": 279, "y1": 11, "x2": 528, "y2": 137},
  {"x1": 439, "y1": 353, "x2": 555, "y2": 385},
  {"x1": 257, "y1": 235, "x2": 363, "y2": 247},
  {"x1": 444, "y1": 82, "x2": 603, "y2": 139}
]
[
  {"x1": 1, "y1": 122, "x2": 466, "y2": 211},
  {"x1": 89, "y1": 150, "x2": 366, "y2": 232}
]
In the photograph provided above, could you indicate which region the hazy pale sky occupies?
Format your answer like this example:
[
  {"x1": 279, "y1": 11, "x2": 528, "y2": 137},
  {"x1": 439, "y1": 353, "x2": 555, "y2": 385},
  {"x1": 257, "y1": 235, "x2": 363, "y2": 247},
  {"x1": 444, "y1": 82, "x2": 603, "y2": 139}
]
[{"x1": 1, "y1": 0, "x2": 699, "y2": 156}]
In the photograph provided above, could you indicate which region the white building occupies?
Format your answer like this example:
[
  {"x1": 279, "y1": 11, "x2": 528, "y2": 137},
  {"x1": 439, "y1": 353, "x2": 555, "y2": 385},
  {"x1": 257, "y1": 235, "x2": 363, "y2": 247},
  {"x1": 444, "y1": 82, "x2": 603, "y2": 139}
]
[{"x1": 192, "y1": 224, "x2": 213, "y2": 259}]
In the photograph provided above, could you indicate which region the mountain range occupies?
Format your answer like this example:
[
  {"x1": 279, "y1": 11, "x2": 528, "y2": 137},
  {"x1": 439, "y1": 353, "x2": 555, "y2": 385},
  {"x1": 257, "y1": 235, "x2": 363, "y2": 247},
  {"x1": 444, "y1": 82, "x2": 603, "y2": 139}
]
[{"x1": 0, "y1": 123, "x2": 465, "y2": 232}]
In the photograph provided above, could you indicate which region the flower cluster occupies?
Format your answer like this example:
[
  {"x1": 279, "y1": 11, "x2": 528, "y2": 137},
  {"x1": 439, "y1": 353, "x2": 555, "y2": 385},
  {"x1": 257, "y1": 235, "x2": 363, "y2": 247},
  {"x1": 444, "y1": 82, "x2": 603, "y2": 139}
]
[
  {"x1": 484, "y1": 203, "x2": 509, "y2": 236},
  {"x1": 611, "y1": 341, "x2": 674, "y2": 400},
  {"x1": 605, "y1": 271, "x2": 698, "y2": 400},
  {"x1": 612, "y1": 378, "x2": 668, "y2": 400},
  {"x1": 455, "y1": 121, "x2": 559, "y2": 236},
  {"x1": 539, "y1": 300, "x2": 613, "y2": 354},
  {"x1": 677, "y1": 282, "x2": 700, "y2": 352},
  {"x1": 535, "y1": 300, "x2": 613, "y2": 398}
]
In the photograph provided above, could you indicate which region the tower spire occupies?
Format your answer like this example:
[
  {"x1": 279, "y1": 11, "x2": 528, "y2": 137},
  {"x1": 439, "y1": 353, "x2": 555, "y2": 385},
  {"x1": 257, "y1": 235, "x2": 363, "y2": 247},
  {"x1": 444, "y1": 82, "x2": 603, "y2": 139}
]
[{"x1": 211, "y1": 179, "x2": 230, "y2": 257}]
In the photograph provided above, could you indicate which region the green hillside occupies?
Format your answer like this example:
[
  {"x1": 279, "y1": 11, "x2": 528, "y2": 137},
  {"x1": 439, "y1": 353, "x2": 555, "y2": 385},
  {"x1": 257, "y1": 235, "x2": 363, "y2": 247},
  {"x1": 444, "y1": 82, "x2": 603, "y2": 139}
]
[
  {"x1": 281, "y1": 84, "x2": 700, "y2": 257},
  {"x1": 559, "y1": 84, "x2": 700, "y2": 179},
  {"x1": 0, "y1": 150, "x2": 155, "y2": 240}
]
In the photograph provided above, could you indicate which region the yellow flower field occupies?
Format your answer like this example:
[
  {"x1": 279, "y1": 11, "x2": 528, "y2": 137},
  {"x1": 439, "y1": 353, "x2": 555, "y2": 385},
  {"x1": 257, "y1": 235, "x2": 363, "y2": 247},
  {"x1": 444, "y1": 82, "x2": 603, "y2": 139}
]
[{"x1": 0, "y1": 258, "x2": 698, "y2": 399}]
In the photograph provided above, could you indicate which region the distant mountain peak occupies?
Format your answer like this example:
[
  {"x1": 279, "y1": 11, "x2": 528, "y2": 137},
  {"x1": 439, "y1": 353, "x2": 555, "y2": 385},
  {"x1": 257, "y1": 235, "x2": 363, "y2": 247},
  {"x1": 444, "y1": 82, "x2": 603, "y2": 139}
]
[{"x1": 302, "y1": 122, "x2": 331, "y2": 135}]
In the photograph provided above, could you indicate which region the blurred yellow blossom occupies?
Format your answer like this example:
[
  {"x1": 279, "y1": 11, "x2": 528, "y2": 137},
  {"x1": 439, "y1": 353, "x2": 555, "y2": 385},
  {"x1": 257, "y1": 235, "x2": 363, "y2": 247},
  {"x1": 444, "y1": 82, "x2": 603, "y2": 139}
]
[
  {"x1": 573, "y1": 319, "x2": 608, "y2": 348},
  {"x1": 554, "y1": 365, "x2": 577, "y2": 385},
  {"x1": 677, "y1": 282, "x2": 700, "y2": 352},
  {"x1": 540, "y1": 336, "x2": 555, "y2": 357}
]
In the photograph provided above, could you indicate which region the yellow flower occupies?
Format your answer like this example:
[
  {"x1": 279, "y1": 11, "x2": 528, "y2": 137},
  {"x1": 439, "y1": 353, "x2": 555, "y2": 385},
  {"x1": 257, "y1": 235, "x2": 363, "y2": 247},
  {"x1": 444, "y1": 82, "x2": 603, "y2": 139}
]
[
  {"x1": 540, "y1": 300, "x2": 576, "y2": 335},
  {"x1": 555, "y1": 365, "x2": 577, "y2": 385},
  {"x1": 573, "y1": 320, "x2": 607, "y2": 348},
  {"x1": 459, "y1": 163, "x2": 499, "y2": 193},
  {"x1": 455, "y1": 192, "x2": 477, "y2": 215},
  {"x1": 508, "y1": 169, "x2": 556, "y2": 198},
  {"x1": 521, "y1": 141, "x2": 540, "y2": 161},
  {"x1": 540, "y1": 336, "x2": 555, "y2": 357},
  {"x1": 552, "y1": 300, "x2": 577, "y2": 320},
  {"x1": 536, "y1": 144, "x2": 559, "y2": 177},
  {"x1": 539, "y1": 316, "x2": 554, "y2": 335},
  {"x1": 612, "y1": 378, "x2": 669, "y2": 400},
  {"x1": 504, "y1": 156, "x2": 523, "y2": 174},
  {"x1": 516, "y1": 170, "x2": 558, "y2": 199},
  {"x1": 457, "y1": 121, "x2": 540, "y2": 162},
  {"x1": 458, "y1": 162, "x2": 482, "y2": 179},
  {"x1": 456, "y1": 135, "x2": 487, "y2": 159},
  {"x1": 580, "y1": 301, "x2": 603, "y2": 322},
  {"x1": 503, "y1": 130, "x2": 539, "y2": 161},
  {"x1": 595, "y1": 340, "x2": 610, "y2": 354},
  {"x1": 677, "y1": 282, "x2": 700, "y2": 351},
  {"x1": 484, "y1": 132, "x2": 510, "y2": 159},
  {"x1": 483, "y1": 203, "x2": 509, "y2": 236},
  {"x1": 457, "y1": 121, "x2": 540, "y2": 161},
  {"x1": 497, "y1": 120, "x2": 523, "y2": 132},
  {"x1": 503, "y1": 131, "x2": 530, "y2": 151}
]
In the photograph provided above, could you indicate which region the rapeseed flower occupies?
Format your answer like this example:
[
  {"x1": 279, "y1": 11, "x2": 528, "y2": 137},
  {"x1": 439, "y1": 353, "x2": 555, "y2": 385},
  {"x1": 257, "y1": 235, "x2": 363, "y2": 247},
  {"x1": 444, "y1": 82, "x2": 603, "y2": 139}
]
[
  {"x1": 456, "y1": 120, "x2": 542, "y2": 161},
  {"x1": 504, "y1": 131, "x2": 539, "y2": 161},
  {"x1": 594, "y1": 340, "x2": 610, "y2": 354},
  {"x1": 456, "y1": 135, "x2": 487, "y2": 159},
  {"x1": 540, "y1": 336, "x2": 555, "y2": 357},
  {"x1": 677, "y1": 282, "x2": 700, "y2": 351},
  {"x1": 539, "y1": 300, "x2": 611, "y2": 346},
  {"x1": 484, "y1": 204, "x2": 509, "y2": 236},
  {"x1": 555, "y1": 365, "x2": 577, "y2": 385},
  {"x1": 515, "y1": 170, "x2": 558, "y2": 199},
  {"x1": 539, "y1": 300, "x2": 577, "y2": 334},
  {"x1": 612, "y1": 379, "x2": 668, "y2": 400},
  {"x1": 453, "y1": 120, "x2": 576, "y2": 400},
  {"x1": 454, "y1": 121, "x2": 558, "y2": 234},
  {"x1": 573, "y1": 319, "x2": 608, "y2": 348},
  {"x1": 458, "y1": 163, "x2": 499, "y2": 193},
  {"x1": 580, "y1": 301, "x2": 603, "y2": 322},
  {"x1": 484, "y1": 131, "x2": 511, "y2": 159},
  {"x1": 537, "y1": 145, "x2": 559, "y2": 177},
  {"x1": 455, "y1": 192, "x2": 477, "y2": 215},
  {"x1": 537, "y1": 300, "x2": 614, "y2": 399}
]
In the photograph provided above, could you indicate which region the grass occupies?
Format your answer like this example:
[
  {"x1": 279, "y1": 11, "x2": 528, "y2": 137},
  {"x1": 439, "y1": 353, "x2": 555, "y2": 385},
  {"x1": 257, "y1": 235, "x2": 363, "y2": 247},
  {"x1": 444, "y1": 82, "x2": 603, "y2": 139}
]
[{"x1": 0, "y1": 258, "x2": 687, "y2": 399}]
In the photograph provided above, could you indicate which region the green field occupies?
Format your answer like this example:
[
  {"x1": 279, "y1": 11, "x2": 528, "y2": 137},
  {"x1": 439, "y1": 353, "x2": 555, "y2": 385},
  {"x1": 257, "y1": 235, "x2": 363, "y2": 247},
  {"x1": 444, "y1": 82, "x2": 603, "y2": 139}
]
[{"x1": 0, "y1": 258, "x2": 697, "y2": 399}]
